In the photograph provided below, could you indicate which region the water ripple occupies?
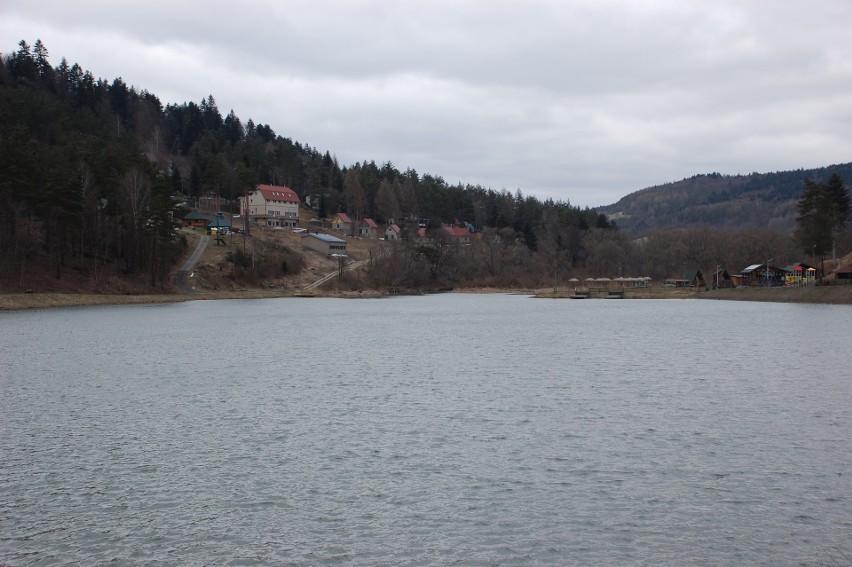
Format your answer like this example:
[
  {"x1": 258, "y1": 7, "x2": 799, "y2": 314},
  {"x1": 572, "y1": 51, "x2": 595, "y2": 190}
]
[{"x1": 1, "y1": 296, "x2": 851, "y2": 565}]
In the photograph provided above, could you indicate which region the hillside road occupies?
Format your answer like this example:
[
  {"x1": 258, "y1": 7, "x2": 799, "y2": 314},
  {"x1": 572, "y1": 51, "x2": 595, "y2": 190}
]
[{"x1": 174, "y1": 235, "x2": 210, "y2": 293}]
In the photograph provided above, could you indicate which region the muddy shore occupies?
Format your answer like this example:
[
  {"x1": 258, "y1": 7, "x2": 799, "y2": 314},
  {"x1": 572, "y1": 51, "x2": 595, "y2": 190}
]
[{"x1": 2, "y1": 284, "x2": 851, "y2": 311}]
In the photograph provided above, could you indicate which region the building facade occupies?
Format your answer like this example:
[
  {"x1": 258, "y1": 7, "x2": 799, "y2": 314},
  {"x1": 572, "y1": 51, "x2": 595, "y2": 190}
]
[{"x1": 240, "y1": 184, "x2": 301, "y2": 227}]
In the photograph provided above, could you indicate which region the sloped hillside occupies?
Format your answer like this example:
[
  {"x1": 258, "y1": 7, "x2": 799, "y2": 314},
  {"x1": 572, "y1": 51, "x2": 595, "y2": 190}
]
[{"x1": 600, "y1": 163, "x2": 852, "y2": 235}]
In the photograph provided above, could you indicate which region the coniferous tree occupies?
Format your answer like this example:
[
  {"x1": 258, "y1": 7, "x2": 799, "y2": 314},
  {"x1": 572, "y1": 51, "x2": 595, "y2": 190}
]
[
  {"x1": 824, "y1": 173, "x2": 851, "y2": 231},
  {"x1": 795, "y1": 175, "x2": 850, "y2": 260},
  {"x1": 33, "y1": 39, "x2": 54, "y2": 85}
]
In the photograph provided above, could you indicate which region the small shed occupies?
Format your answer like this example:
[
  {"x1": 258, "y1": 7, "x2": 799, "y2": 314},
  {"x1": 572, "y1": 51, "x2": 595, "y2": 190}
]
[
  {"x1": 834, "y1": 264, "x2": 852, "y2": 284},
  {"x1": 682, "y1": 268, "x2": 706, "y2": 287},
  {"x1": 301, "y1": 233, "x2": 347, "y2": 255},
  {"x1": 183, "y1": 209, "x2": 209, "y2": 228},
  {"x1": 711, "y1": 268, "x2": 732, "y2": 288}
]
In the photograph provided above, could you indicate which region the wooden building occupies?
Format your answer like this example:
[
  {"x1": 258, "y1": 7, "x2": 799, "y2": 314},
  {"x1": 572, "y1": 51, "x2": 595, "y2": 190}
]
[
  {"x1": 682, "y1": 268, "x2": 706, "y2": 287},
  {"x1": 182, "y1": 210, "x2": 209, "y2": 228},
  {"x1": 834, "y1": 264, "x2": 852, "y2": 284},
  {"x1": 732, "y1": 263, "x2": 785, "y2": 287}
]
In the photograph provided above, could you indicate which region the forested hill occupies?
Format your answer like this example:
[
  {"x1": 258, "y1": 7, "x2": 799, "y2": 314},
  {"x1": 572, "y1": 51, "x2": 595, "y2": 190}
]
[
  {"x1": 599, "y1": 163, "x2": 852, "y2": 235},
  {"x1": 1, "y1": 39, "x2": 618, "y2": 292},
  {"x1": 0, "y1": 38, "x2": 612, "y2": 231}
]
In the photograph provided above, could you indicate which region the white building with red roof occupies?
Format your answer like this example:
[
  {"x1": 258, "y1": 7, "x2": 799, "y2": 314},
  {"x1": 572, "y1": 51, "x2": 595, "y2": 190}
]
[
  {"x1": 359, "y1": 218, "x2": 380, "y2": 239},
  {"x1": 240, "y1": 184, "x2": 301, "y2": 227},
  {"x1": 385, "y1": 223, "x2": 401, "y2": 240}
]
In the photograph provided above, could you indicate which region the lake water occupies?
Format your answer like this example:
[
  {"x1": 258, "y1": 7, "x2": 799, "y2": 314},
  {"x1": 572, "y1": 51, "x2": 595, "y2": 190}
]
[{"x1": 1, "y1": 294, "x2": 850, "y2": 566}]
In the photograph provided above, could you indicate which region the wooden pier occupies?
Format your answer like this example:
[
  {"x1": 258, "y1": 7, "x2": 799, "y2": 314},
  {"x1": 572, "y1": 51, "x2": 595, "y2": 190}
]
[{"x1": 569, "y1": 289, "x2": 624, "y2": 299}]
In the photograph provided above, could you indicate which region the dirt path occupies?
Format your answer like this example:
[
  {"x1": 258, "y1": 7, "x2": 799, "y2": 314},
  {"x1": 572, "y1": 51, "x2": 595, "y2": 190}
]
[
  {"x1": 304, "y1": 258, "x2": 368, "y2": 290},
  {"x1": 174, "y1": 235, "x2": 210, "y2": 293}
]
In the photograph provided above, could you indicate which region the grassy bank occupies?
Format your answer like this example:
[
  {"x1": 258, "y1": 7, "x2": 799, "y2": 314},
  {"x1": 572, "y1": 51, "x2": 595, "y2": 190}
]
[
  {"x1": 535, "y1": 285, "x2": 852, "y2": 304},
  {"x1": 697, "y1": 285, "x2": 852, "y2": 304},
  {"x1": 0, "y1": 289, "x2": 296, "y2": 311}
]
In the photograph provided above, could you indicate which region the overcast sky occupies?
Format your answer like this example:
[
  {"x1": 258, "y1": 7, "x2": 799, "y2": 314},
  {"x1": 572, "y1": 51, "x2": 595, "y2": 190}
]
[{"x1": 4, "y1": 1, "x2": 852, "y2": 207}]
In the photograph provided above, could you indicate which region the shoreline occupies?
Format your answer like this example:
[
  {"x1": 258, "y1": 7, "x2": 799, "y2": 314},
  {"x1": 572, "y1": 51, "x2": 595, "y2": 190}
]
[{"x1": 2, "y1": 285, "x2": 852, "y2": 311}]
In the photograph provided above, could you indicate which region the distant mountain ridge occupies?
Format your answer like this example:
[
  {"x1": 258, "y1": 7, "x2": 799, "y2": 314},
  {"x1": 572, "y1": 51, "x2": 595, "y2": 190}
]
[{"x1": 599, "y1": 162, "x2": 852, "y2": 235}]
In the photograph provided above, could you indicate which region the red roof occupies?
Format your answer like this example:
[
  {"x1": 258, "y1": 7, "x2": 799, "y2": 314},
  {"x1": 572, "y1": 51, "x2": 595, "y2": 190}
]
[
  {"x1": 362, "y1": 218, "x2": 379, "y2": 228},
  {"x1": 257, "y1": 184, "x2": 300, "y2": 203},
  {"x1": 335, "y1": 212, "x2": 352, "y2": 224},
  {"x1": 388, "y1": 224, "x2": 401, "y2": 233},
  {"x1": 443, "y1": 225, "x2": 470, "y2": 238}
]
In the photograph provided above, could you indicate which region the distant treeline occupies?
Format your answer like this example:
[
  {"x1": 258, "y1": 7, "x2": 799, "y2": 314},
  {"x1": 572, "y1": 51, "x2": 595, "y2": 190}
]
[{"x1": 602, "y1": 164, "x2": 852, "y2": 234}]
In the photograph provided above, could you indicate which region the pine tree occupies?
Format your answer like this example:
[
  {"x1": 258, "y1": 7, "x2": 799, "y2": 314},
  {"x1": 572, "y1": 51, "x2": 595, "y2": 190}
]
[
  {"x1": 824, "y1": 173, "x2": 850, "y2": 231},
  {"x1": 33, "y1": 39, "x2": 54, "y2": 85},
  {"x1": 795, "y1": 175, "x2": 850, "y2": 267}
]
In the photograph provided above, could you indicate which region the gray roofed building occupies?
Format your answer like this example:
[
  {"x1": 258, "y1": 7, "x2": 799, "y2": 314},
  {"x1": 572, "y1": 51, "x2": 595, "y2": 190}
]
[{"x1": 301, "y1": 232, "x2": 347, "y2": 255}]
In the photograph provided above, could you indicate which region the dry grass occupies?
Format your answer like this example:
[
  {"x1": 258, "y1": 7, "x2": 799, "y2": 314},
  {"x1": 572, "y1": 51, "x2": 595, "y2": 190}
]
[
  {"x1": 0, "y1": 225, "x2": 389, "y2": 310},
  {"x1": 4, "y1": 283, "x2": 851, "y2": 311},
  {"x1": 4, "y1": 227, "x2": 850, "y2": 310},
  {"x1": 535, "y1": 285, "x2": 852, "y2": 304}
]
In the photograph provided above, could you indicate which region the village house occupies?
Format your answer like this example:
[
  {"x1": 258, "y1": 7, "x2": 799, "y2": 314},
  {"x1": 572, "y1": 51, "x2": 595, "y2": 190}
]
[
  {"x1": 415, "y1": 227, "x2": 431, "y2": 244},
  {"x1": 331, "y1": 212, "x2": 352, "y2": 233},
  {"x1": 359, "y1": 218, "x2": 380, "y2": 239},
  {"x1": 385, "y1": 223, "x2": 401, "y2": 240},
  {"x1": 442, "y1": 224, "x2": 471, "y2": 243},
  {"x1": 240, "y1": 184, "x2": 300, "y2": 228},
  {"x1": 300, "y1": 233, "x2": 347, "y2": 255}
]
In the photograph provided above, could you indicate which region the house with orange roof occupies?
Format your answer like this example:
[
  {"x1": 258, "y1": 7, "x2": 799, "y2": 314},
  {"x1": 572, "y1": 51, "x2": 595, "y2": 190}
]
[
  {"x1": 240, "y1": 184, "x2": 301, "y2": 228},
  {"x1": 442, "y1": 223, "x2": 471, "y2": 243}
]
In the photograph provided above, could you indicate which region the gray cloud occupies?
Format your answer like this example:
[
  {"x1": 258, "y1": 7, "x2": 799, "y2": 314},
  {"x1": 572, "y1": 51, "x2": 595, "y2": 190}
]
[{"x1": 4, "y1": 0, "x2": 852, "y2": 207}]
